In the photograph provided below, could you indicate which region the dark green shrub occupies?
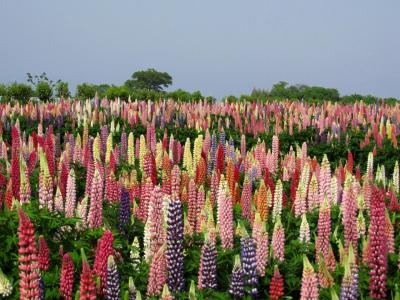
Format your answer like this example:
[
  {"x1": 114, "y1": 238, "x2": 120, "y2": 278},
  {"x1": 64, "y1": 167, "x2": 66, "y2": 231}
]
[
  {"x1": 8, "y1": 82, "x2": 33, "y2": 104},
  {"x1": 55, "y1": 81, "x2": 70, "y2": 98},
  {"x1": 76, "y1": 83, "x2": 97, "y2": 99},
  {"x1": 106, "y1": 85, "x2": 130, "y2": 101},
  {"x1": 36, "y1": 81, "x2": 53, "y2": 102}
]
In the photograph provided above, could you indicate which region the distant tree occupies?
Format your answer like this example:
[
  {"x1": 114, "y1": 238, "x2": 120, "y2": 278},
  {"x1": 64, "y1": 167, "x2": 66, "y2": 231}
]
[
  {"x1": 0, "y1": 84, "x2": 9, "y2": 103},
  {"x1": 341, "y1": 94, "x2": 377, "y2": 104},
  {"x1": 55, "y1": 81, "x2": 70, "y2": 98},
  {"x1": 205, "y1": 96, "x2": 216, "y2": 104},
  {"x1": 27, "y1": 72, "x2": 60, "y2": 101},
  {"x1": 76, "y1": 83, "x2": 97, "y2": 99},
  {"x1": 96, "y1": 84, "x2": 111, "y2": 98},
  {"x1": 106, "y1": 85, "x2": 129, "y2": 101},
  {"x1": 167, "y1": 89, "x2": 191, "y2": 102},
  {"x1": 303, "y1": 86, "x2": 339, "y2": 101},
  {"x1": 36, "y1": 81, "x2": 53, "y2": 102},
  {"x1": 8, "y1": 82, "x2": 33, "y2": 104},
  {"x1": 384, "y1": 97, "x2": 398, "y2": 105},
  {"x1": 225, "y1": 95, "x2": 238, "y2": 103},
  {"x1": 251, "y1": 88, "x2": 269, "y2": 100},
  {"x1": 191, "y1": 90, "x2": 203, "y2": 102},
  {"x1": 27, "y1": 72, "x2": 60, "y2": 88},
  {"x1": 0, "y1": 84, "x2": 6, "y2": 95},
  {"x1": 270, "y1": 81, "x2": 290, "y2": 98},
  {"x1": 125, "y1": 68, "x2": 172, "y2": 91}
]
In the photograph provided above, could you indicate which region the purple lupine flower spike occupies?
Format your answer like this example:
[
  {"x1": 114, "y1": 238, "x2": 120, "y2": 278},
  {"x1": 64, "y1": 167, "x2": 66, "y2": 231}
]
[
  {"x1": 118, "y1": 187, "x2": 131, "y2": 236},
  {"x1": 240, "y1": 235, "x2": 258, "y2": 297},
  {"x1": 229, "y1": 255, "x2": 245, "y2": 298},
  {"x1": 166, "y1": 199, "x2": 185, "y2": 292},
  {"x1": 105, "y1": 255, "x2": 120, "y2": 300}
]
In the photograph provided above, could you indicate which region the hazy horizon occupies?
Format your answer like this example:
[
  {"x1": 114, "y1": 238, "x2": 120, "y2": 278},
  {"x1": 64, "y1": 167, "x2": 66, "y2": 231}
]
[{"x1": 0, "y1": 0, "x2": 399, "y2": 99}]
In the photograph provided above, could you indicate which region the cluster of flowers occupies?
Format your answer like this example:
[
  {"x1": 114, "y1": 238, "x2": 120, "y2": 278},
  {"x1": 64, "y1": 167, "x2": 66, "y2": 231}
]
[{"x1": 0, "y1": 98, "x2": 399, "y2": 299}]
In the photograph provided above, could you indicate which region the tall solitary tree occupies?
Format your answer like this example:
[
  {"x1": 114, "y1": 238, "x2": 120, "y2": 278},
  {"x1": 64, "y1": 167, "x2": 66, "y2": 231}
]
[{"x1": 125, "y1": 68, "x2": 172, "y2": 91}]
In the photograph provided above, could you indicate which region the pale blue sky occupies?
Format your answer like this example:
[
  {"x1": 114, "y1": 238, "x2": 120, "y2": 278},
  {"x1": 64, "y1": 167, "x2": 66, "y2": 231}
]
[{"x1": 0, "y1": 0, "x2": 399, "y2": 98}]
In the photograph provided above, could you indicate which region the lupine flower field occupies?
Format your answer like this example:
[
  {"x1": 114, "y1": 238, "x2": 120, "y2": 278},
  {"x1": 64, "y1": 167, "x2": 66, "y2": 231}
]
[{"x1": 0, "y1": 98, "x2": 400, "y2": 299}]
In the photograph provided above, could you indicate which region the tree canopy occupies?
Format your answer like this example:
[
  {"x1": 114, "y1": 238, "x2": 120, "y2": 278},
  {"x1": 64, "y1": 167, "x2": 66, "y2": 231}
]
[
  {"x1": 124, "y1": 68, "x2": 172, "y2": 91},
  {"x1": 251, "y1": 81, "x2": 340, "y2": 102}
]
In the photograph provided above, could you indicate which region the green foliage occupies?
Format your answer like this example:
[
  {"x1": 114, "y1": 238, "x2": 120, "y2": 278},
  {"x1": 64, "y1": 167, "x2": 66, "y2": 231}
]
[
  {"x1": 106, "y1": 85, "x2": 130, "y2": 101},
  {"x1": 36, "y1": 81, "x2": 53, "y2": 102},
  {"x1": 96, "y1": 84, "x2": 111, "y2": 98},
  {"x1": 125, "y1": 68, "x2": 172, "y2": 92},
  {"x1": 0, "y1": 84, "x2": 7, "y2": 96},
  {"x1": 249, "y1": 82, "x2": 398, "y2": 104},
  {"x1": 8, "y1": 82, "x2": 34, "y2": 104},
  {"x1": 55, "y1": 81, "x2": 70, "y2": 98},
  {"x1": 129, "y1": 89, "x2": 163, "y2": 101},
  {"x1": 76, "y1": 83, "x2": 97, "y2": 99},
  {"x1": 167, "y1": 89, "x2": 191, "y2": 102},
  {"x1": 26, "y1": 72, "x2": 62, "y2": 102},
  {"x1": 191, "y1": 90, "x2": 203, "y2": 101},
  {"x1": 251, "y1": 87, "x2": 269, "y2": 99},
  {"x1": 225, "y1": 95, "x2": 238, "y2": 103},
  {"x1": 0, "y1": 84, "x2": 9, "y2": 103},
  {"x1": 268, "y1": 81, "x2": 340, "y2": 101},
  {"x1": 166, "y1": 89, "x2": 205, "y2": 103}
]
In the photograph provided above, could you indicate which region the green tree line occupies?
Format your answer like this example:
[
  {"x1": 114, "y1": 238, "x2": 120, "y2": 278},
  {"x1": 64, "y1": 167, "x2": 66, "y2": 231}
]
[
  {"x1": 243, "y1": 81, "x2": 398, "y2": 105},
  {"x1": 0, "y1": 71, "x2": 398, "y2": 104}
]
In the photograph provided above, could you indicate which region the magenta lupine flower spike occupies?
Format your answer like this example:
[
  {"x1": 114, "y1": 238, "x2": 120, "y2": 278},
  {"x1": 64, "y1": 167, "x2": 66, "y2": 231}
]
[
  {"x1": 147, "y1": 187, "x2": 166, "y2": 262},
  {"x1": 93, "y1": 230, "x2": 114, "y2": 295},
  {"x1": 368, "y1": 187, "x2": 388, "y2": 299},
  {"x1": 138, "y1": 177, "x2": 153, "y2": 221},
  {"x1": 11, "y1": 126, "x2": 21, "y2": 201},
  {"x1": 79, "y1": 248, "x2": 96, "y2": 300},
  {"x1": 187, "y1": 178, "x2": 197, "y2": 231},
  {"x1": 240, "y1": 175, "x2": 252, "y2": 221},
  {"x1": 300, "y1": 256, "x2": 319, "y2": 300},
  {"x1": 65, "y1": 169, "x2": 77, "y2": 217},
  {"x1": 88, "y1": 168, "x2": 103, "y2": 229},
  {"x1": 85, "y1": 154, "x2": 94, "y2": 197},
  {"x1": 38, "y1": 235, "x2": 50, "y2": 271},
  {"x1": 315, "y1": 196, "x2": 331, "y2": 262},
  {"x1": 253, "y1": 213, "x2": 269, "y2": 276},
  {"x1": 385, "y1": 209, "x2": 395, "y2": 254},
  {"x1": 18, "y1": 210, "x2": 40, "y2": 299},
  {"x1": 271, "y1": 216, "x2": 285, "y2": 262},
  {"x1": 217, "y1": 176, "x2": 233, "y2": 249},
  {"x1": 269, "y1": 265, "x2": 284, "y2": 300},
  {"x1": 147, "y1": 245, "x2": 167, "y2": 297},
  {"x1": 271, "y1": 135, "x2": 279, "y2": 174},
  {"x1": 60, "y1": 253, "x2": 74, "y2": 300},
  {"x1": 342, "y1": 173, "x2": 357, "y2": 252}
]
